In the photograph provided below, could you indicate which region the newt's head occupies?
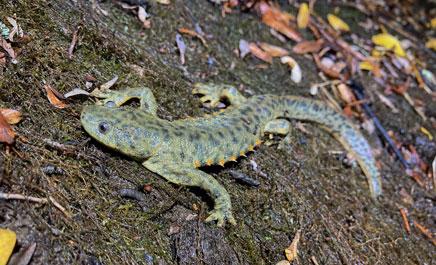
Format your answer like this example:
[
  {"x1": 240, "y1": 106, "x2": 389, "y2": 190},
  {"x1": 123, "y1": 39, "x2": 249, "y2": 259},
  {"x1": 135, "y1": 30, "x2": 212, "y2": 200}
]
[{"x1": 81, "y1": 105, "x2": 159, "y2": 160}]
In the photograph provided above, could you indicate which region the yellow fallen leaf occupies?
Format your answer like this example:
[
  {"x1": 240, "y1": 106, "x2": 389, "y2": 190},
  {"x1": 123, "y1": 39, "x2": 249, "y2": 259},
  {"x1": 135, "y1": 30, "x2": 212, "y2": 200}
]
[
  {"x1": 371, "y1": 48, "x2": 384, "y2": 58},
  {"x1": 284, "y1": 230, "x2": 301, "y2": 261},
  {"x1": 327, "y1": 14, "x2": 349, "y2": 31},
  {"x1": 372, "y1": 33, "x2": 406, "y2": 57},
  {"x1": 431, "y1": 18, "x2": 436, "y2": 29},
  {"x1": 359, "y1": 61, "x2": 373, "y2": 71},
  {"x1": 420, "y1": 127, "x2": 433, "y2": 141},
  {"x1": 297, "y1": 3, "x2": 310, "y2": 29},
  {"x1": 425, "y1": 38, "x2": 436, "y2": 51},
  {"x1": 0, "y1": 228, "x2": 16, "y2": 265}
]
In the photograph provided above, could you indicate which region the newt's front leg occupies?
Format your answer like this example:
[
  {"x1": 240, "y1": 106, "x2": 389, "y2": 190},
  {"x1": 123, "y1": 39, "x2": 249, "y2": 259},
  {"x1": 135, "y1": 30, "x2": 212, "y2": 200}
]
[
  {"x1": 93, "y1": 87, "x2": 158, "y2": 115},
  {"x1": 143, "y1": 157, "x2": 236, "y2": 227}
]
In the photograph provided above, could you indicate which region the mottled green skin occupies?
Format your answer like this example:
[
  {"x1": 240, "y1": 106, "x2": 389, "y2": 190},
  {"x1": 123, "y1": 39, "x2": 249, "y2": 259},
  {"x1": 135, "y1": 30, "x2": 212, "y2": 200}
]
[{"x1": 81, "y1": 84, "x2": 382, "y2": 226}]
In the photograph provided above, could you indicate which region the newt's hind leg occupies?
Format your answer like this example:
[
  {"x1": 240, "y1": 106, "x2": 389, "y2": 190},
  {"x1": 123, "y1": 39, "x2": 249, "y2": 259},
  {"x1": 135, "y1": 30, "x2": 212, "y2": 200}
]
[
  {"x1": 192, "y1": 83, "x2": 247, "y2": 108},
  {"x1": 143, "y1": 158, "x2": 236, "y2": 227},
  {"x1": 93, "y1": 87, "x2": 158, "y2": 115},
  {"x1": 264, "y1": 119, "x2": 291, "y2": 135}
]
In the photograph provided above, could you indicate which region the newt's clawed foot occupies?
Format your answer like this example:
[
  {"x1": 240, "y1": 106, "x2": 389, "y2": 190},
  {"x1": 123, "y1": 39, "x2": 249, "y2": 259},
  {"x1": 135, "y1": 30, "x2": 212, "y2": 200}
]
[
  {"x1": 93, "y1": 90, "x2": 128, "y2": 108},
  {"x1": 192, "y1": 83, "x2": 224, "y2": 108},
  {"x1": 205, "y1": 208, "x2": 237, "y2": 227}
]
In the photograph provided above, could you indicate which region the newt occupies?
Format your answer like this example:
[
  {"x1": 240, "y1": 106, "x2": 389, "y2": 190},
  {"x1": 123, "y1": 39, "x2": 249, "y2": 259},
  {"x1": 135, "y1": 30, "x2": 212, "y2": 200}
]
[{"x1": 80, "y1": 83, "x2": 382, "y2": 226}]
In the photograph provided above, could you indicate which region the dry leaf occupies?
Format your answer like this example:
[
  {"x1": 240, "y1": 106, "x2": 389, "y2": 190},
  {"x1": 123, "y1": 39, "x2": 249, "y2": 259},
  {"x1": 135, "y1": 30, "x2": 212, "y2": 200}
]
[
  {"x1": 413, "y1": 221, "x2": 436, "y2": 246},
  {"x1": 281, "y1": 56, "x2": 302, "y2": 83},
  {"x1": 44, "y1": 85, "x2": 67, "y2": 109},
  {"x1": 431, "y1": 18, "x2": 436, "y2": 29},
  {"x1": 8, "y1": 242, "x2": 37, "y2": 265},
  {"x1": 327, "y1": 14, "x2": 350, "y2": 31},
  {"x1": 376, "y1": 93, "x2": 399, "y2": 113},
  {"x1": 6, "y1": 16, "x2": 23, "y2": 41},
  {"x1": 313, "y1": 54, "x2": 341, "y2": 79},
  {"x1": 297, "y1": 3, "x2": 310, "y2": 29},
  {"x1": 258, "y1": 42, "x2": 288, "y2": 57},
  {"x1": 155, "y1": 0, "x2": 170, "y2": 4},
  {"x1": 64, "y1": 88, "x2": 90, "y2": 98},
  {"x1": 0, "y1": 37, "x2": 16, "y2": 60},
  {"x1": 0, "y1": 229, "x2": 16, "y2": 265},
  {"x1": 372, "y1": 33, "x2": 406, "y2": 57},
  {"x1": 249, "y1": 43, "x2": 273, "y2": 63},
  {"x1": 337, "y1": 83, "x2": 354, "y2": 104},
  {"x1": 0, "y1": 109, "x2": 22, "y2": 124},
  {"x1": 432, "y1": 156, "x2": 435, "y2": 190},
  {"x1": 138, "y1": 6, "x2": 151, "y2": 28},
  {"x1": 178, "y1": 28, "x2": 207, "y2": 47},
  {"x1": 175, "y1": 33, "x2": 186, "y2": 65},
  {"x1": 292, "y1": 39, "x2": 324, "y2": 54},
  {"x1": 0, "y1": 112, "x2": 15, "y2": 144},
  {"x1": 260, "y1": 3, "x2": 302, "y2": 42},
  {"x1": 275, "y1": 261, "x2": 290, "y2": 265},
  {"x1": 100, "y1": 75, "x2": 119, "y2": 91},
  {"x1": 285, "y1": 230, "x2": 301, "y2": 261},
  {"x1": 425, "y1": 38, "x2": 436, "y2": 51},
  {"x1": 239, "y1": 39, "x2": 250, "y2": 58}
]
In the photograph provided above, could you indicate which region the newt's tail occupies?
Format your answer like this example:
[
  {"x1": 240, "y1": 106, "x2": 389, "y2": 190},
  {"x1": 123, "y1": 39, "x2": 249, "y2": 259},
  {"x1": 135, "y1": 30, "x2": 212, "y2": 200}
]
[{"x1": 280, "y1": 96, "x2": 382, "y2": 197}]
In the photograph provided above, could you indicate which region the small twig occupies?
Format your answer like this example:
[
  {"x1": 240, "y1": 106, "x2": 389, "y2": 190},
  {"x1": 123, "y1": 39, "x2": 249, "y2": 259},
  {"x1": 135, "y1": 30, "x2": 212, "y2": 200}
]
[
  {"x1": 413, "y1": 220, "x2": 436, "y2": 246},
  {"x1": 399, "y1": 208, "x2": 410, "y2": 234},
  {"x1": 68, "y1": 26, "x2": 81, "y2": 60},
  {"x1": 349, "y1": 80, "x2": 410, "y2": 169},
  {"x1": 49, "y1": 196, "x2": 71, "y2": 218},
  {"x1": 311, "y1": 256, "x2": 320, "y2": 265},
  {"x1": 0, "y1": 192, "x2": 70, "y2": 217},
  {"x1": 0, "y1": 192, "x2": 48, "y2": 203}
]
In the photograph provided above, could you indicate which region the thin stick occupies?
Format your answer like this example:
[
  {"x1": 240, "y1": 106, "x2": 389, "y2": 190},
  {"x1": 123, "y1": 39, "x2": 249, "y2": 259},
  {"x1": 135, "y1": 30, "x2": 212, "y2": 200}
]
[
  {"x1": 0, "y1": 192, "x2": 48, "y2": 203},
  {"x1": 0, "y1": 192, "x2": 70, "y2": 217},
  {"x1": 349, "y1": 80, "x2": 410, "y2": 169}
]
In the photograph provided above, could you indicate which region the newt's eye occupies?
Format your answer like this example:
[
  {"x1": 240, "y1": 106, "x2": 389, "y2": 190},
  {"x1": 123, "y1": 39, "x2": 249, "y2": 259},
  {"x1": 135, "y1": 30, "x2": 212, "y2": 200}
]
[{"x1": 98, "y1": 122, "x2": 110, "y2": 134}]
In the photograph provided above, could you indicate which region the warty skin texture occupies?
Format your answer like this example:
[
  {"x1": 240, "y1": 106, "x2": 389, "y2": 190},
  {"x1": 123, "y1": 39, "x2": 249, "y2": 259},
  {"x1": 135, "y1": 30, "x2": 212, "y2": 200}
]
[{"x1": 81, "y1": 84, "x2": 382, "y2": 226}]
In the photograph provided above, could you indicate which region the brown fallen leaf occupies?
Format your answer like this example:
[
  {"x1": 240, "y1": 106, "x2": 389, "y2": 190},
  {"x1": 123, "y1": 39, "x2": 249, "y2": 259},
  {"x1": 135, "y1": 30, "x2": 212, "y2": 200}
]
[
  {"x1": 258, "y1": 42, "x2": 288, "y2": 57},
  {"x1": 413, "y1": 221, "x2": 436, "y2": 246},
  {"x1": 249, "y1": 42, "x2": 273, "y2": 63},
  {"x1": 0, "y1": 112, "x2": 16, "y2": 144},
  {"x1": 0, "y1": 109, "x2": 22, "y2": 124},
  {"x1": 259, "y1": 3, "x2": 302, "y2": 42},
  {"x1": 178, "y1": 28, "x2": 207, "y2": 47},
  {"x1": 0, "y1": 37, "x2": 16, "y2": 61},
  {"x1": 313, "y1": 54, "x2": 341, "y2": 79},
  {"x1": 44, "y1": 85, "x2": 67, "y2": 109},
  {"x1": 8, "y1": 242, "x2": 36, "y2": 265},
  {"x1": 285, "y1": 229, "x2": 301, "y2": 262},
  {"x1": 399, "y1": 208, "x2": 410, "y2": 234},
  {"x1": 292, "y1": 39, "x2": 324, "y2": 54},
  {"x1": 336, "y1": 83, "x2": 355, "y2": 104}
]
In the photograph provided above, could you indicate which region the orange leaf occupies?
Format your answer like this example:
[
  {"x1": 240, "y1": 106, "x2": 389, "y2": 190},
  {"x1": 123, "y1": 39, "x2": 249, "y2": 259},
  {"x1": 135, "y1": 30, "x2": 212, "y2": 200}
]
[
  {"x1": 284, "y1": 230, "x2": 301, "y2": 261},
  {"x1": 0, "y1": 109, "x2": 22, "y2": 124},
  {"x1": 292, "y1": 39, "x2": 324, "y2": 54},
  {"x1": 260, "y1": 3, "x2": 302, "y2": 42},
  {"x1": 0, "y1": 112, "x2": 16, "y2": 144},
  {"x1": 44, "y1": 85, "x2": 67, "y2": 109},
  {"x1": 249, "y1": 43, "x2": 273, "y2": 63},
  {"x1": 313, "y1": 54, "x2": 341, "y2": 79},
  {"x1": 258, "y1": 42, "x2": 288, "y2": 57},
  {"x1": 178, "y1": 28, "x2": 208, "y2": 47}
]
